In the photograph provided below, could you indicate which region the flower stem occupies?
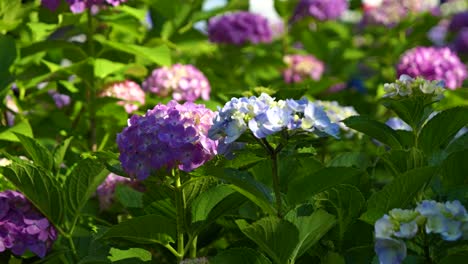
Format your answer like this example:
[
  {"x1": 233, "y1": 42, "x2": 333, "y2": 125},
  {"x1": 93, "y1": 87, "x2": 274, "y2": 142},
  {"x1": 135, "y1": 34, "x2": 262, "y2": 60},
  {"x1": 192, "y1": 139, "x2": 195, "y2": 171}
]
[
  {"x1": 86, "y1": 8, "x2": 97, "y2": 151},
  {"x1": 64, "y1": 233, "x2": 78, "y2": 262},
  {"x1": 256, "y1": 137, "x2": 284, "y2": 217},
  {"x1": 175, "y1": 172, "x2": 185, "y2": 261},
  {"x1": 271, "y1": 150, "x2": 283, "y2": 218}
]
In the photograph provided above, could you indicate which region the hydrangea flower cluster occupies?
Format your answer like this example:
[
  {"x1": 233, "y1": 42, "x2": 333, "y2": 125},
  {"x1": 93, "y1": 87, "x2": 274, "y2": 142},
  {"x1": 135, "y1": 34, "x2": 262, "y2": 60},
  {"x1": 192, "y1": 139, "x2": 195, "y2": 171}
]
[
  {"x1": 117, "y1": 101, "x2": 217, "y2": 180},
  {"x1": 96, "y1": 173, "x2": 144, "y2": 210},
  {"x1": 207, "y1": 11, "x2": 273, "y2": 45},
  {"x1": 448, "y1": 12, "x2": 468, "y2": 54},
  {"x1": 362, "y1": 0, "x2": 438, "y2": 26},
  {"x1": 396, "y1": 47, "x2": 467, "y2": 90},
  {"x1": 283, "y1": 54, "x2": 325, "y2": 84},
  {"x1": 448, "y1": 11, "x2": 468, "y2": 32},
  {"x1": 208, "y1": 93, "x2": 340, "y2": 144},
  {"x1": 291, "y1": 0, "x2": 348, "y2": 22},
  {"x1": 48, "y1": 90, "x2": 71, "y2": 109},
  {"x1": 42, "y1": 0, "x2": 127, "y2": 13},
  {"x1": 383, "y1": 75, "x2": 446, "y2": 100},
  {"x1": 313, "y1": 100, "x2": 359, "y2": 137},
  {"x1": 143, "y1": 64, "x2": 210, "y2": 102},
  {"x1": 375, "y1": 200, "x2": 468, "y2": 264},
  {"x1": 100, "y1": 80, "x2": 146, "y2": 114},
  {"x1": 0, "y1": 190, "x2": 57, "y2": 258}
]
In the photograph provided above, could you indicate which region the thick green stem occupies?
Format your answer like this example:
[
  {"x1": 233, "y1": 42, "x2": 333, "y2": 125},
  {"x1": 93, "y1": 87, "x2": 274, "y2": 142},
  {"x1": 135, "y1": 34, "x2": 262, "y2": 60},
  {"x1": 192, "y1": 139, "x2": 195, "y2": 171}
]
[
  {"x1": 175, "y1": 173, "x2": 185, "y2": 261},
  {"x1": 189, "y1": 235, "x2": 197, "y2": 258},
  {"x1": 86, "y1": 9, "x2": 97, "y2": 151}
]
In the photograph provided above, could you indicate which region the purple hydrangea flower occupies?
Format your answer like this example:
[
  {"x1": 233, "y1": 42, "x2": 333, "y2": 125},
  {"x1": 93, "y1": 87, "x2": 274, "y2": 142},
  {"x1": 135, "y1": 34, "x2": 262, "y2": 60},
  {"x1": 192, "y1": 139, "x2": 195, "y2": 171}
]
[
  {"x1": 42, "y1": 0, "x2": 127, "y2": 13},
  {"x1": 208, "y1": 93, "x2": 340, "y2": 145},
  {"x1": 207, "y1": 11, "x2": 273, "y2": 45},
  {"x1": 449, "y1": 11, "x2": 468, "y2": 32},
  {"x1": 283, "y1": 54, "x2": 325, "y2": 84},
  {"x1": 0, "y1": 190, "x2": 57, "y2": 258},
  {"x1": 48, "y1": 90, "x2": 71, "y2": 109},
  {"x1": 95, "y1": 173, "x2": 144, "y2": 210},
  {"x1": 100, "y1": 80, "x2": 146, "y2": 114},
  {"x1": 396, "y1": 47, "x2": 467, "y2": 90},
  {"x1": 143, "y1": 64, "x2": 210, "y2": 102},
  {"x1": 117, "y1": 101, "x2": 218, "y2": 180},
  {"x1": 453, "y1": 28, "x2": 468, "y2": 54},
  {"x1": 291, "y1": 0, "x2": 348, "y2": 22}
]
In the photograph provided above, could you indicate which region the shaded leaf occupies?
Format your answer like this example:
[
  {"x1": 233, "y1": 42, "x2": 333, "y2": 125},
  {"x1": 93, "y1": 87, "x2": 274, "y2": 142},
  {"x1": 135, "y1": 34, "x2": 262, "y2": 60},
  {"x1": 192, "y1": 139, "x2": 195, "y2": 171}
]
[
  {"x1": 14, "y1": 133, "x2": 53, "y2": 171},
  {"x1": 211, "y1": 248, "x2": 271, "y2": 264},
  {"x1": 101, "y1": 214, "x2": 176, "y2": 246},
  {"x1": 361, "y1": 167, "x2": 434, "y2": 224},
  {"x1": 288, "y1": 167, "x2": 363, "y2": 204},
  {"x1": 0, "y1": 157, "x2": 64, "y2": 226},
  {"x1": 419, "y1": 107, "x2": 468, "y2": 156},
  {"x1": 285, "y1": 206, "x2": 336, "y2": 260},
  {"x1": 64, "y1": 158, "x2": 108, "y2": 222},
  {"x1": 236, "y1": 217, "x2": 299, "y2": 264},
  {"x1": 343, "y1": 116, "x2": 402, "y2": 149}
]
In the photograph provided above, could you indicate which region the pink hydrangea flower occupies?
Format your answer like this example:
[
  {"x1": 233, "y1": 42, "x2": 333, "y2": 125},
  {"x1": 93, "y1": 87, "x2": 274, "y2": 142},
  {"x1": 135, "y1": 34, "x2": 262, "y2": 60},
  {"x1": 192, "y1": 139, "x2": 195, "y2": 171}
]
[
  {"x1": 143, "y1": 64, "x2": 210, "y2": 102},
  {"x1": 283, "y1": 54, "x2": 325, "y2": 83},
  {"x1": 100, "y1": 80, "x2": 146, "y2": 114}
]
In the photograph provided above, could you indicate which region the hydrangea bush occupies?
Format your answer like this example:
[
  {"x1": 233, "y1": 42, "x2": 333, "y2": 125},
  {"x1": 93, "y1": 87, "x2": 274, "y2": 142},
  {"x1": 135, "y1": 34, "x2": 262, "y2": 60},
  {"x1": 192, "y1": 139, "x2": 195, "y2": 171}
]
[{"x1": 0, "y1": 1, "x2": 467, "y2": 264}]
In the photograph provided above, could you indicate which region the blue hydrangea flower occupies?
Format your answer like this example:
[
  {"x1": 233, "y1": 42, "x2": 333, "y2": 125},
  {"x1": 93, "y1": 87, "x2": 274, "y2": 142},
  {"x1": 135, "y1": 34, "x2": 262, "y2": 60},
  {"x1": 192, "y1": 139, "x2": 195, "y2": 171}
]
[
  {"x1": 385, "y1": 118, "x2": 412, "y2": 131},
  {"x1": 208, "y1": 93, "x2": 340, "y2": 145},
  {"x1": 375, "y1": 238, "x2": 407, "y2": 264}
]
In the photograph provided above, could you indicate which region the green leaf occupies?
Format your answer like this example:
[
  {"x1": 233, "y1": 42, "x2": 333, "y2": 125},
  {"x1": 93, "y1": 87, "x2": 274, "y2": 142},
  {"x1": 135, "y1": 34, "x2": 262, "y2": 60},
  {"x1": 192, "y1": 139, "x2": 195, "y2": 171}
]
[
  {"x1": 101, "y1": 214, "x2": 176, "y2": 246},
  {"x1": 64, "y1": 158, "x2": 108, "y2": 222},
  {"x1": 285, "y1": 206, "x2": 336, "y2": 260},
  {"x1": 418, "y1": 107, "x2": 468, "y2": 156},
  {"x1": 94, "y1": 58, "x2": 126, "y2": 78},
  {"x1": 321, "y1": 252, "x2": 346, "y2": 264},
  {"x1": 439, "y1": 150, "x2": 468, "y2": 191},
  {"x1": 221, "y1": 169, "x2": 276, "y2": 216},
  {"x1": 108, "y1": 247, "x2": 151, "y2": 262},
  {"x1": 14, "y1": 133, "x2": 53, "y2": 171},
  {"x1": 0, "y1": 119, "x2": 33, "y2": 142},
  {"x1": 361, "y1": 167, "x2": 435, "y2": 224},
  {"x1": 445, "y1": 132, "x2": 468, "y2": 155},
  {"x1": 211, "y1": 248, "x2": 272, "y2": 264},
  {"x1": 0, "y1": 35, "x2": 16, "y2": 92},
  {"x1": 381, "y1": 97, "x2": 428, "y2": 130},
  {"x1": 53, "y1": 137, "x2": 73, "y2": 172},
  {"x1": 343, "y1": 116, "x2": 402, "y2": 149},
  {"x1": 94, "y1": 36, "x2": 171, "y2": 66},
  {"x1": 183, "y1": 176, "x2": 218, "y2": 207},
  {"x1": 317, "y1": 185, "x2": 365, "y2": 241},
  {"x1": 115, "y1": 184, "x2": 144, "y2": 208},
  {"x1": 236, "y1": 217, "x2": 299, "y2": 264},
  {"x1": 191, "y1": 184, "x2": 236, "y2": 223},
  {"x1": 439, "y1": 250, "x2": 468, "y2": 264},
  {"x1": 0, "y1": 157, "x2": 64, "y2": 226},
  {"x1": 288, "y1": 167, "x2": 363, "y2": 204},
  {"x1": 328, "y1": 152, "x2": 371, "y2": 169}
]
